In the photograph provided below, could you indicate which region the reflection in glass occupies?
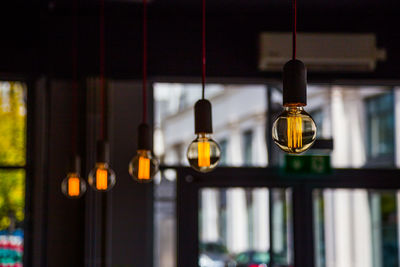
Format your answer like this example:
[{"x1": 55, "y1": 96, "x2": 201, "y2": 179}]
[
  {"x1": 199, "y1": 188, "x2": 293, "y2": 267},
  {"x1": 313, "y1": 189, "x2": 399, "y2": 267}
]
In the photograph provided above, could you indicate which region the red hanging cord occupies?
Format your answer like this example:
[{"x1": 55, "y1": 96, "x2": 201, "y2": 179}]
[
  {"x1": 100, "y1": 0, "x2": 106, "y2": 140},
  {"x1": 71, "y1": 0, "x2": 78, "y2": 156},
  {"x1": 292, "y1": 0, "x2": 297, "y2": 60},
  {"x1": 142, "y1": 0, "x2": 148, "y2": 124},
  {"x1": 201, "y1": 0, "x2": 206, "y2": 99}
]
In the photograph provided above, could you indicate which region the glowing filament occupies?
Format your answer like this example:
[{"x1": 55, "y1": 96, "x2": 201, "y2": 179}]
[
  {"x1": 68, "y1": 177, "x2": 80, "y2": 196},
  {"x1": 287, "y1": 116, "x2": 303, "y2": 148},
  {"x1": 96, "y1": 169, "x2": 108, "y2": 190},
  {"x1": 138, "y1": 156, "x2": 150, "y2": 180},
  {"x1": 198, "y1": 141, "x2": 210, "y2": 167}
]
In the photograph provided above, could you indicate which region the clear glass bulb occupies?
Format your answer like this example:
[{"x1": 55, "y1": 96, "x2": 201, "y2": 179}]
[
  {"x1": 187, "y1": 133, "x2": 221, "y2": 173},
  {"x1": 272, "y1": 106, "x2": 317, "y2": 154},
  {"x1": 88, "y1": 162, "x2": 116, "y2": 192},
  {"x1": 61, "y1": 172, "x2": 87, "y2": 199},
  {"x1": 129, "y1": 150, "x2": 159, "y2": 183}
]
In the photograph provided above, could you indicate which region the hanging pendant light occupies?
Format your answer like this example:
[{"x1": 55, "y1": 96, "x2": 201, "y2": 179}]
[
  {"x1": 186, "y1": 0, "x2": 221, "y2": 173},
  {"x1": 88, "y1": 0, "x2": 116, "y2": 191},
  {"x1": 62, "y1": 0, "x2": 87, "y2": 199},
  {"x1": 88, "y1": 141, "x2": 116, "y2": 191},
  {"x1": 62, "y1": 156, "x2": 87, "y2": 198},
  {"x1": 129, "y1": 0, "x2": 159, "y2": 183},
  {"x1": 271, "y1": 0, "x2": 317, "y2": 154}
]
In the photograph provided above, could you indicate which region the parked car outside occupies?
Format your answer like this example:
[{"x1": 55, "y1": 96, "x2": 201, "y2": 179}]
[
  {"x1": 199, "y1": 242, "x2": 236, "y2": 267},
  {"x1": 235, "y1": 250, "x2": 292, "y2": 267}
]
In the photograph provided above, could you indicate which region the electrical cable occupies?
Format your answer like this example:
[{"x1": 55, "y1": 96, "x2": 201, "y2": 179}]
[
  {"x1": 71, "y1": 0, "x2": 78, "y2": 155},
  {"x1": 142, "y1": 0, "x2": 148, "y2": 123},
  {"x1": 292, "y1": 0, "x2": 297, "y2": 60},
  {"x1": 202, "y1": 0, "x2": 206, "y2": 99},
  {"x1": 100, "y1": 0, "x2": 106, "y2": 139}
]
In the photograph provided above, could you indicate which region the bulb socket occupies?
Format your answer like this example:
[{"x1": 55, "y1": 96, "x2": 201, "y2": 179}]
[
  {"x1": 96, "y1": 140, "x2": 110, "y2": 163},
  {"x1": 138, "y1": 123, "x2": 152, "y2": 150},
  {"x1": 283, "y1": 59, "x2": 307, "y2": 106},
  {"x1": 69, "y1": 155, "x2": 81, "y2": 174},
  {"x1": 194, "y1": 99, "x2": 213, "y2": 134}
]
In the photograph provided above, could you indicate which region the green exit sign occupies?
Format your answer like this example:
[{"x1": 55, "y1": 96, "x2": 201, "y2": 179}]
[{"x1": 284, "y1": 155, "x2": 331, "y2": 174}]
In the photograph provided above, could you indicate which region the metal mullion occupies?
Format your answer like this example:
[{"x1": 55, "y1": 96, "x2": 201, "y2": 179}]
[{"x1": 0, "y1": 166, "x2": 26, "y2": 170}]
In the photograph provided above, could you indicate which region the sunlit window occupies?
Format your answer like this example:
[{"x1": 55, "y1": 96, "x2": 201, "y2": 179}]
[{"x1": 0, "y1": 81, "x2": 26, "y2": 267}]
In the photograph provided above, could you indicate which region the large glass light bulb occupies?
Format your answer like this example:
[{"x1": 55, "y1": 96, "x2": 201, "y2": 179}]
[
  {"x1": 272, "y1": 106, "x2": 317, "y2": 154},
  {"x1": 88, "y1": 162, "x2": 116, "y2": 192},
  {"x1": 187, "y1": 133, "x2": 221, "y2": 172},
  {"x1": 129, "y1": 150, "x2": 159, "y2": 182},
  {"x1": 61, "y1": 172, "x2": 87, "y2": 199}
]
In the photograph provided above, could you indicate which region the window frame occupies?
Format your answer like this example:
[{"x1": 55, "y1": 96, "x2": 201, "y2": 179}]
[
  {"x1": 0, "y1": 78, "x2": 32, "y2": 267},
  {"x1": 175, "y1": 166, "x2": 400, "y2": 267}
]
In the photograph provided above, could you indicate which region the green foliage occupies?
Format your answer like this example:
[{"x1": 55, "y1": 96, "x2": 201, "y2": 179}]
[
  {"x1": 0, "y1": 82, "x2": 26, "y2": 230},
  {"x1": 0, "y1": 82, "x2": 26, "y2": 166}
]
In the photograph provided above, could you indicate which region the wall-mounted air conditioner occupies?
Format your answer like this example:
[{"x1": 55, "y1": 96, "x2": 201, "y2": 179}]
[{"x1": 259, "y1": 33, "x2": 386, "y2": 72}]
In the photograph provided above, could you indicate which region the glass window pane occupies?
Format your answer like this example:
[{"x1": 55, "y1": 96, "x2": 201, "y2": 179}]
[
  {"x1": 313, "y1": 189, "x2": 399, "y2": 267},
  {"x1": 272, "y1": 85, "x2": 396, "y2": 168},
  {"x1": 0, "y1": 82, "x2": 27, "y2": 166},
  {"x1": 154, "y1": 83, "x2": 268, "y2": 168},
  {"x1": 199, "y1": 187, "x2": 293, "y2": 267},
  {"x1": 0, "y1": 169, "x2": 25, "y2": 266}
]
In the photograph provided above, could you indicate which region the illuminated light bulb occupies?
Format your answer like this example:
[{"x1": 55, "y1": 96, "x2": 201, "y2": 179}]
[
  {"x1": 129, "y1": 150, "x2": 159, "y2": 182},
  {"x1": 272, "y1": 59, "x2": 317, "y2": 154},
  {"x1": 88, "y1": 162, "x2": 116, "y2": 191},
  {"x1": 272, "y1": 106, "x2": 316, "y2": 153},
  {"x1": 186, "y1": 99, "x2": 221, "y2": 172},
  {"x1": 88, "y1": 141, "x2": 116, "y2": 192},
  {"x1": 61, "y1": 172, "x2": 87, "y2": 198},
  {"x1": 129, "y1": 123, "x2": 160, "y2": 183},
  {"x1": 187, "y1": 133, "x2": 221, "y2": 172},
  {"x1": 61, "y1": 155, "x2": 86, "y2": 199}
]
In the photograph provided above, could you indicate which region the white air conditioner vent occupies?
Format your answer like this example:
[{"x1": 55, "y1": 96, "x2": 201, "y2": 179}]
[{"x1": 259, "y1": 33, "x2": 386, "y2": 72}]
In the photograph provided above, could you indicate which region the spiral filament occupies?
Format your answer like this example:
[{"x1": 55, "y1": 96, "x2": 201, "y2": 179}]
[
  {"x1": 96, "y1": 168, "x2": 108, "y2": 190},
  {"x1": 68, "y1": 177, "x2": 80, "y2": 197},
  {"x1": 287, "y1": 116, "x2": 303, "y2": 148},
  {"x1": 138, "y1": 156, "x2": 150, "y2": 180},
  {"x1": 198, "y1": 141, "x2": 211, "y2": 167}
]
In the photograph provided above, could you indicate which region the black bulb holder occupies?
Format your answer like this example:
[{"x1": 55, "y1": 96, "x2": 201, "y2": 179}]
[
  {"x1": 138, "y1": 123, "x2": 152, "y2": 150},
  {"x1": 69, "y1": 154, "x2": 81, "y2": 174},
  {"x1": 283, "y1": 59, "x2": 307, "y2": 106},
  {"x1": 194, "y1": 99, "x2": 213, "y2": 134},
  {"x1": 96, "y1": 140, "x2": 110, "y2": 163}
]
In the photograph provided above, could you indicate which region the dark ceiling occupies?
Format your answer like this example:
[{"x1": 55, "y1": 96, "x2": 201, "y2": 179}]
[
  {"x1": 1, "y1": 0, "x2": 399, "y2": 80},
  {"x1": 28, "y1": 0, "x2": 400, "y2": 13}
]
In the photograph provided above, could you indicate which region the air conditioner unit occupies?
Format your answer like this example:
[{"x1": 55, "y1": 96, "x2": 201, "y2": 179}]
[{"x1": 259, "y1": 33, "x2": 386, "y2": 72}]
